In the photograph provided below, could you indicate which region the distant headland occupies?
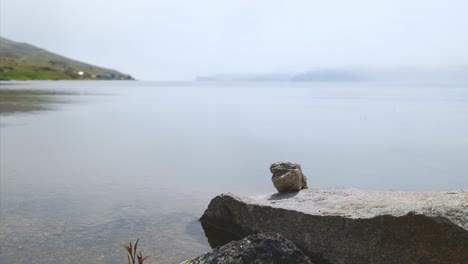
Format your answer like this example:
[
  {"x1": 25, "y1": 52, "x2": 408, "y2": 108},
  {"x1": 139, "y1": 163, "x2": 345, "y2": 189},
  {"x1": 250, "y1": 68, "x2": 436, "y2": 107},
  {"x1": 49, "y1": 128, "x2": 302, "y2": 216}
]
[
  {"x1": 0, "y1": 36, "x2": 134, "y2": 81},
  {"x1": 196, "y1": 67, "x2": 468, "y2": 83}
]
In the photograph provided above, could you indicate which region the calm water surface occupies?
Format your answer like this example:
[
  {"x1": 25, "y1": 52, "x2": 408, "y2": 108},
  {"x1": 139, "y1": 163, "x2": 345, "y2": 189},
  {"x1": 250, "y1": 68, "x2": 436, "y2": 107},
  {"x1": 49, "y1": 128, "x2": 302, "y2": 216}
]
[{"x1": 1, "y1": 81, "x2": 467, "y2": 263}]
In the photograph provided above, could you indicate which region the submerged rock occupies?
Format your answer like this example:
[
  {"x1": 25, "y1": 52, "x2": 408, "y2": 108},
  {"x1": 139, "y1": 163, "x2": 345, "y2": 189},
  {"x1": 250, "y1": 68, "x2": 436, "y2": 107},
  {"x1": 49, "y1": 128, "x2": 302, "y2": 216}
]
[
  {"x1": 270, "y1": 161, "x2": 308, "y2": 193},
  {"x1": 200, "y1": 188, "x2": 468, "y2": 264},
  {"x1": 187, "y1": 233, "x2": 314, "y2": 264}
]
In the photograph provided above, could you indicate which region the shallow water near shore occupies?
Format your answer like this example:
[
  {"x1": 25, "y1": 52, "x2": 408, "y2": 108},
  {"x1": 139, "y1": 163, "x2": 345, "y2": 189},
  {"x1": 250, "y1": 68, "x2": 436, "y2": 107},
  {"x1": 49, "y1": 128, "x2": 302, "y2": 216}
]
[{"x1": 1, "y1": 81, "x2": 468, "y2": 263}]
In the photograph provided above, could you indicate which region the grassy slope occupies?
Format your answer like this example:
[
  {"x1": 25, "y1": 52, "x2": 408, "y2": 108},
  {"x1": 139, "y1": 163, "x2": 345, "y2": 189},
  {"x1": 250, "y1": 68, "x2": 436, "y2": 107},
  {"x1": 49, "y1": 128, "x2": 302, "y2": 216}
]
[{"x1": 0, "y1": 37, "x2": 134, "y2": 80}]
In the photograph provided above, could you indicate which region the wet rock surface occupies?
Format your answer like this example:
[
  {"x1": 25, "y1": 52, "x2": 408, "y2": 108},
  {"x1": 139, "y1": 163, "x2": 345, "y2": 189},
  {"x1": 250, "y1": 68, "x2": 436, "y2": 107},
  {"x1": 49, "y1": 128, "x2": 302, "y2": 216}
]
[
  {"x1": 187, "y1": 233, "x2": 314, "y2": 264},
  {"x1": 270, "y1": 161, "x2": 308, "y2": 193},
  {"x1": 200, "y1": 188, "x2": 468, "y2": 264}
]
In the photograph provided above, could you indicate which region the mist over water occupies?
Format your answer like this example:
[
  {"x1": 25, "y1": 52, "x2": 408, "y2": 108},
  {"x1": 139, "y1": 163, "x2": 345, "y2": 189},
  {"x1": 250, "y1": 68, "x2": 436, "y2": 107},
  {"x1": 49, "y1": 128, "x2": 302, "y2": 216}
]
[
  {"x1": 2, "y1": 0, "x2": 468, "y2": 80},
  {"x1": 1, "y1": 0, "x2": 468, "y2": 263},
  {"x1": 1, "y1": 81, "x2": 468, "y2": 263}
]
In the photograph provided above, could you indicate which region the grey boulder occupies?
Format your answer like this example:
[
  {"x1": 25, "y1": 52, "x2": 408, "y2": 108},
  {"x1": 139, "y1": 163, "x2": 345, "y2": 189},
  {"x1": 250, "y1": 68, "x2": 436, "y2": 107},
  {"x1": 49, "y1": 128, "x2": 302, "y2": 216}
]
[
  {"x1": 186, "y1": 233, "x2": 315, "y2": 264},
  {"x1": 270, "y1": 161, "x2": 308, "y2": 193},
  {"x1": 200, "y1": 188, "x2": 468, "y2": 264}
]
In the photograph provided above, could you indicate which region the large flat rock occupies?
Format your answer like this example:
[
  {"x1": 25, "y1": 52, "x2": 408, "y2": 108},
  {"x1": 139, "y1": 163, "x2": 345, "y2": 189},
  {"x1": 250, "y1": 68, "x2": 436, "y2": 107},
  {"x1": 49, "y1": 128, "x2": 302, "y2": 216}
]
[{"x1": 200, "y1": 188, "x2": 468, "y2": 264}]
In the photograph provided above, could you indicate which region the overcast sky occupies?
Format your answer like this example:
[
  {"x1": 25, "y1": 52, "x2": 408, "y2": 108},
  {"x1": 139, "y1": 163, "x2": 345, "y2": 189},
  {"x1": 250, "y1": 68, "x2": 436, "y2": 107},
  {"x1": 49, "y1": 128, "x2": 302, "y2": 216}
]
[{"x1": 1, "y1": 0, "x2": 467, "y2": 80}]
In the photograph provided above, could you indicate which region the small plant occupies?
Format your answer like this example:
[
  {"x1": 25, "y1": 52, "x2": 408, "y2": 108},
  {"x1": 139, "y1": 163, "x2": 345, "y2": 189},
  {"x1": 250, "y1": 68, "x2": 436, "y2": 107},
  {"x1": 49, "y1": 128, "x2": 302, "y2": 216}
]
[{"x1": 120, "y1": 239, "x2": 150, "y2": 264}]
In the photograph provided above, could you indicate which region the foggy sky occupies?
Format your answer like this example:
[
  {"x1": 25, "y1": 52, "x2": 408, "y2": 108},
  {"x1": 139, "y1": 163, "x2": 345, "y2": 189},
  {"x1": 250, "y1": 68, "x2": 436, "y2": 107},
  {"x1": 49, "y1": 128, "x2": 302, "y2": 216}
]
[{"x1": 1, "y1": 0, "x2": 467, "y2": 80}]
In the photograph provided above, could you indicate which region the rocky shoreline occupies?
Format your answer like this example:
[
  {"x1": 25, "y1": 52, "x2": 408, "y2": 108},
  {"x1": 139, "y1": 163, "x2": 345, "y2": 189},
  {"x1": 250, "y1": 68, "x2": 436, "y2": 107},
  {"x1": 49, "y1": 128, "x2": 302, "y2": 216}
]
[{"x1": 193, "y1": 188, "x2": 467, "y2": 264}]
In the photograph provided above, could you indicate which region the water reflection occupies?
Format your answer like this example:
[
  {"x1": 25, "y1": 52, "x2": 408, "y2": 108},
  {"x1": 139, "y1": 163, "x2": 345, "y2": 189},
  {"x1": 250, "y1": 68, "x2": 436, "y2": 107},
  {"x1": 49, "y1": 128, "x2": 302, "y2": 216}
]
[{"x1": 0, "y1": 88, "x2": 76, "y2": 115}]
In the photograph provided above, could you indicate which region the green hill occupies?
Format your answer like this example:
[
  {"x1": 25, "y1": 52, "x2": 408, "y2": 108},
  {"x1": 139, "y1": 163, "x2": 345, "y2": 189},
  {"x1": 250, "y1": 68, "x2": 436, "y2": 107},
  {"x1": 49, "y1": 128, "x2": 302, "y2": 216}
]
[{"x1": 0, "y1": 36, "x2": 134, "y2": 80}]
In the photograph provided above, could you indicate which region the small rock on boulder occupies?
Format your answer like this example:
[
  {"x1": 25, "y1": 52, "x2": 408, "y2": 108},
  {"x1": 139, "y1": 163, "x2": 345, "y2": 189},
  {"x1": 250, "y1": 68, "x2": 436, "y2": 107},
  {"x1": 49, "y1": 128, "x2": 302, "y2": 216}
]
[
  {"x1": 186, "y1": 233, "x2": 315, "y2": 264},
  {"x1": 270, "y1": 161, "x2": 308, "y2": 193}
]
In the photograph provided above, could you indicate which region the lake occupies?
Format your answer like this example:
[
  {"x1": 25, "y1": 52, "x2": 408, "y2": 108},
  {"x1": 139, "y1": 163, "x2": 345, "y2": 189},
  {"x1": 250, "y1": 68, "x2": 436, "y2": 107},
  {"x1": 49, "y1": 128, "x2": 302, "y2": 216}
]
[{"x1": 1, "y1": 81, "x2": 467, "y2": 263}]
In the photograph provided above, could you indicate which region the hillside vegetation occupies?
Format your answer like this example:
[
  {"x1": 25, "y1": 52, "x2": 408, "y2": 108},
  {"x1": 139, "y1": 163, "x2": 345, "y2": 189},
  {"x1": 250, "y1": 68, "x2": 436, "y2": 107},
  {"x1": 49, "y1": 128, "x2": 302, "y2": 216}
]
[{"x1": 0, "y1": 36, "x2": 134, "y2": 80}]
